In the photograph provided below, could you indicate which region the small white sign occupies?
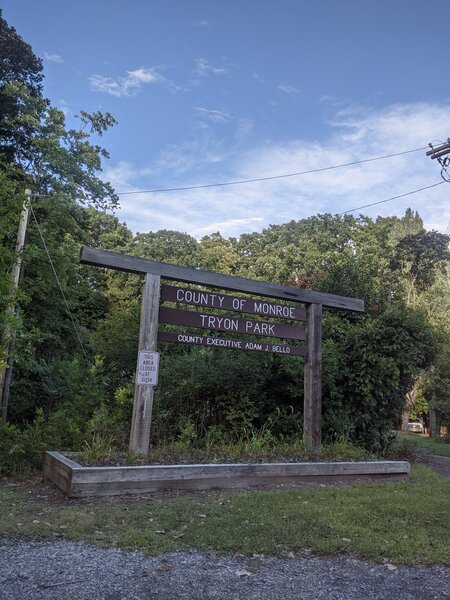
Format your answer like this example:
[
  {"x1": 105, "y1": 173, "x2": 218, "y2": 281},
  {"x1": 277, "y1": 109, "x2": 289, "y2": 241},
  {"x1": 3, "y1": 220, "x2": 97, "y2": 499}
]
[{"x1": 136, "y1": 351, "x2": 160, "y2": 386}]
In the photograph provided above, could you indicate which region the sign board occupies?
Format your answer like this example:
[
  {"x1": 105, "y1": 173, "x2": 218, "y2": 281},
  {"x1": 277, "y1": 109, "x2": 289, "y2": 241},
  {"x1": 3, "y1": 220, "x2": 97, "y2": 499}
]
[
  {"x1": 136, "y1": 350, "x2": 160, "y2": 386},
  {"x1": 159, "y1": 307, "x2": 306, "y2": 341},
  {"x1": 161, "y1": 284, "x2": 306, "y2": 321},
  {"x1": 158, "y1": 331, "x2": 307, "y2": 356}
]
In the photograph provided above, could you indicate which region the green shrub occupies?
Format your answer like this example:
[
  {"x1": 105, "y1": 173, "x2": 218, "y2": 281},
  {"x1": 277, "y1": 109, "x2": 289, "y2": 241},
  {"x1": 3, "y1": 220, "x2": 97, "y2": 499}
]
[
  {"x1": 385, "y1": 436, "x2": 421, "y2": 462},
  {"x1": 177, "y1": 417, "x2": 197, "y2": 447},
  {"x1": 0, "y1": 408, "x2": 50, "y2": 476},
  {"x1": 82, "y1": 433, "x2": 114, "y2": 464},
  {"x1": 0, "y1": 419, "x2": 27, "y2": 476},
  {"x1": 86, "y1": 403, "x2": 127, "y2": 447}
]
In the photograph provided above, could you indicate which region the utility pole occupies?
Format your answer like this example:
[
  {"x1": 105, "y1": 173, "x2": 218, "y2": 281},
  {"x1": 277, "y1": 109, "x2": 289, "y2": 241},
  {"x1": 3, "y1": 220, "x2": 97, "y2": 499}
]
[
  {"x1": 427, "y1": 139, "x2": 450, "y2": 182},
  {"x1": 0, "y1": 188, "x2": 31, "y2": 420}
]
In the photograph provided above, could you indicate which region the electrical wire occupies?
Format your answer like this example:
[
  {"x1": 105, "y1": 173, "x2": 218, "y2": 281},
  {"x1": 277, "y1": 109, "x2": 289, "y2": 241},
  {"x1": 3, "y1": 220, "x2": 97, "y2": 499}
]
[
  {"x1": 445, "y1": 220, "x2": 450, "y2": 237},
  {"x1": 117, "y1": 146, "x2": 427, "y2": 195},
  {"x1": 29, "y1": 203, "x2": 89, "y2": 360},
  {"x1": 335, "y1": 181, "x2": 445, "y2": 216}
]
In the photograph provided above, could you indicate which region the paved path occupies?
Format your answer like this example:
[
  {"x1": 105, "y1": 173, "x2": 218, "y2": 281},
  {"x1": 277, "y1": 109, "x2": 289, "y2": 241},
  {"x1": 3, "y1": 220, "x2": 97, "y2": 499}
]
[
  {"x1": 421, "y1": 454, "x2": 450, "y2": 479},
  {"x1": 0, "y1": 540, "x2": 449, "y2": 600}
]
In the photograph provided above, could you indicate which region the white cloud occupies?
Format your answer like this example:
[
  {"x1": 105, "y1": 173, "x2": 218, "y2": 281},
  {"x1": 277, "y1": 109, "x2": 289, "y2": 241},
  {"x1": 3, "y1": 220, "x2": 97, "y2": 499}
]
[
  {"x1": 189, "y1": 19, "x2": 210, "y2": 28},
  {"x1": 192, "y1": 218, "x2": 264, "y2": 237},
  {"x1": 278, "y1": 84, "x2": 299, "y2": 94},
  {"x1": 90, "y1": 67, "x2": 163, "y2": 97},
  {"x1": 106, "y1": 102, "x2": 450, "y2": 238},
  {"x1": 194, "y1": 58, "x2": 228, "y2": 77},
  {"x1": 196, "y1": 107, "x2": 232, "y2": 123},
  {"x1": 319, "y1": 94, "x2": 348, "y2": 106},
  {"x1": 44, "y1": 52, "x2": 64, "y2": 63},
  {"x1": 57, "y1": 99, "x2": 70, "y2": 116}
]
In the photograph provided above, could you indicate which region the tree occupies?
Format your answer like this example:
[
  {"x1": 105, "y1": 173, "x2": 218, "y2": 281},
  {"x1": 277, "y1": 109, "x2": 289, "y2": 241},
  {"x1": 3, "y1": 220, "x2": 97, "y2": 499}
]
[
  {"x1": 0, "y1": 82, "x2": 118, "y2": 209},
  {"x1": 0, "y1": 13, "x2": 120, "y2": 425},
  {"x1": 0, "y1": 10, "x2": 44, "y2": 164},
  {"x1": 0, "y1": 10, "x2": 43, "y2": 91},
  {"x1": 391, "y1": 231, "x2": 450, "y2": 304},
  {"x1": 198, "y1": 232, "x2": 238, "y2": 274}
]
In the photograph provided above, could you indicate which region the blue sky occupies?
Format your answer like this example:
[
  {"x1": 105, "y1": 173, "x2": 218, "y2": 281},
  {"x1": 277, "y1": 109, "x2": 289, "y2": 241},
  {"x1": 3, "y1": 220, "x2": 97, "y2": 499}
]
[{"x1": 4, "y1": 1, "x2": 450, "y2": 238}]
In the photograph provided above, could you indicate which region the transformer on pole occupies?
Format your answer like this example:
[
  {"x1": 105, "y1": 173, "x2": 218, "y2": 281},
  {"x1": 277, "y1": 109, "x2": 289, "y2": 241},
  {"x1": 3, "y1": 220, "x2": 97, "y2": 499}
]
[{"x1": 427, "y1": 139, "x2": 450, "y2": 182}]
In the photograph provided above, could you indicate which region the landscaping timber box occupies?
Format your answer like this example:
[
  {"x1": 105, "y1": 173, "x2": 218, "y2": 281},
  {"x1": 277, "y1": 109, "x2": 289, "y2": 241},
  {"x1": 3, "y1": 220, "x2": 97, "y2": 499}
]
[{"x1": 43, "y1": 451, "x2": 410, "y2": 498}]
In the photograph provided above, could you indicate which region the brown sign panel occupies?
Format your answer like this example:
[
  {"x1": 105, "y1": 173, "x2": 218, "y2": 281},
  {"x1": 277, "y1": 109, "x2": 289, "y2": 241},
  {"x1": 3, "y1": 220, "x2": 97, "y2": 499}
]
[
  {"x1": 159, "y1": 307, "x2": 306, "y2": 341},
  {"x1": 158, "y1": 331, "x2": 307, "y2": 356},
  {"x1": 161, "y1": 284, "x2": 306, "y2": 321}
]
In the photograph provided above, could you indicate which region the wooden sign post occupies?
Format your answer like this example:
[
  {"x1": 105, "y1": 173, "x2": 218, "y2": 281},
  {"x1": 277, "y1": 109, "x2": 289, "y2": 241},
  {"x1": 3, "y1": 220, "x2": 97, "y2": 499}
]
[
  {"x1": 80, "y1": 246, "x2": 364, "y2": 455},
  {"x1": 129, "y1": 274, "x2": 160, "y2": 454},
  {"x1": 304, "y1": 303, "x2": 322, "y2": 454}
]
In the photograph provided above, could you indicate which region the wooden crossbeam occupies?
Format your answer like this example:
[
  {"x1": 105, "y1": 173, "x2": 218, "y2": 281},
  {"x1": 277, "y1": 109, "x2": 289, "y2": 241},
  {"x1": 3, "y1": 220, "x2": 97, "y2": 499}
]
[{"x1": 80, "y1": 246, "x2": 365, "y2": 312}]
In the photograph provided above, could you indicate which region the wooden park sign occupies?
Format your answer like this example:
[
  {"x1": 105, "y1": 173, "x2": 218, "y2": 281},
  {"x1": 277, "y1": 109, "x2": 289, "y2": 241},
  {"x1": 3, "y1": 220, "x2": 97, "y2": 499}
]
[{"x1": 80, "y1": 246, "x2": 364, "y2": 456}]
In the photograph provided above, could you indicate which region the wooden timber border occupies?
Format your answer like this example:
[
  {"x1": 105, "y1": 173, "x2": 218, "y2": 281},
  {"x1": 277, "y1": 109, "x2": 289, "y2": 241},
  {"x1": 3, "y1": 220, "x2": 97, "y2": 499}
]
[{"x1": 43, "y1": 451, "x2": 410, "y2": 498}]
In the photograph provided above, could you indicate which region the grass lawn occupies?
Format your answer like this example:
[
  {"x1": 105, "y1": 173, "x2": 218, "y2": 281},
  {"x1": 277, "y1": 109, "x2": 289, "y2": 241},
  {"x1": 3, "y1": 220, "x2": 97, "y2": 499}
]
[
  {"x1": 0, "y1": 465, "x2": 449, "y2": 566},
  {"x1": 398, "y1": 432, "x2": 450, "y2": 457}
]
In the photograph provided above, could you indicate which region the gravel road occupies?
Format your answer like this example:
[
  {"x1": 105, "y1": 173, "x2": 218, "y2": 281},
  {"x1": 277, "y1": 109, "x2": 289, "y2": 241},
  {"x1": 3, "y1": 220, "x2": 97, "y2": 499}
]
[{"x1": 1, "y1": 539, "x2": 449, "y2": 600}]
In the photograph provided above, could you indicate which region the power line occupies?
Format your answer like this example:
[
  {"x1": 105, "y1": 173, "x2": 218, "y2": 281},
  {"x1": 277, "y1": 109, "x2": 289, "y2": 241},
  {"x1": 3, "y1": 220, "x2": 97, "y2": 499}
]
[
  {"x1": 445, "y1": 220, "x2": 450, "y2": 237},
  {"x1": 29, "y1": 203, "x2": 88, "y2": 360},
  {"x1": 336, "y1": 181, "x2": 445, "y2": 216},
  {"x1": 117, "y1": 146, "x2": 427, "y2": 195}
]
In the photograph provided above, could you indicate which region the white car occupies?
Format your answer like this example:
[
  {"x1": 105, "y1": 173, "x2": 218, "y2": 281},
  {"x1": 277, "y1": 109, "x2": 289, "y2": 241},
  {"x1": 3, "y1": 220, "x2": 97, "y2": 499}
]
[{"x1": 407, "y1": 422, "x2": 424, "y2": 434}]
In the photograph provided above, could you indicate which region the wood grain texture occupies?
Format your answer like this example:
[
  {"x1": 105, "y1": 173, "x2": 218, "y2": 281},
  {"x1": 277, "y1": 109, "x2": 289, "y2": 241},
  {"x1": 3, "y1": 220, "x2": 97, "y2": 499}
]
[
  {"x1": 161, "y1": 284, "x2": 307, "y2": 321},
  {"x1": 80, "y1": 246, "x2": 364, "y2": 312},
  {"x1": 304, "y1": 303, "x2": 323, "y2": 454},
  {"x1": 129, "y1": 274, "x2": 161, "y2": 455},
  {"x1": 157, "y1": 331, "x2": 307, "y2": 356},
  {"x1": 159, "y1": 306, "x2": 306, "y2": 340},
  {"x1": 44, "y1": 452, "x2": 410, "y2": 497},
  {"x1": 43, "y1": 452, "x2": 74, "y2": 495}
]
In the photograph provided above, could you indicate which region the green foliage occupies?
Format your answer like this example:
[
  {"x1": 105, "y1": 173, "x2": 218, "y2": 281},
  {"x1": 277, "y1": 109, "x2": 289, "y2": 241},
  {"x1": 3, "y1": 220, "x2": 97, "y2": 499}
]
[
  {"x1": 0, "y1": 10, "x2": 43, "y2": 165},
  {"x1": 3, "y1": 207, "x2": 448, "y2": 464},
  {"x1": 386, "y1": 436, "x2": 421, "y2": 462},
  {"x1": 397, "y1": 433, "x2": 450, "y2": 457},
  {"x1": 320, "y1": 438, "x2": 374, "y2": 461},
  {"x1": 177, "y1": 417, "x2": 198, "y2": 447},
  {"x1": 198, "y1": 232, "x2": 238, "y2": 273},
  {"x1": 130, "y1": 230, "x2": 200, "y2": 266},
  {"x1": 0, "y1": 419, "x2": 27, "y2": 476},
  {"x1": 0, "y1": 10, "x2": 43, "y2": 92},
  {"x1": 0, "y1": 408, "x2": 57, "y2": 476},
  {"x1": 83, "y1": 433, "x2": 114, "y2": 464},
  {"x1": 0, "y1": 80, "x2": 118, "y2": 208},
  {"x1": 323, "y1": 304, "x2": 436, "y2": 453},
  {"x1": 392, "y1": 231, "x2": 449, "y2": 294}
]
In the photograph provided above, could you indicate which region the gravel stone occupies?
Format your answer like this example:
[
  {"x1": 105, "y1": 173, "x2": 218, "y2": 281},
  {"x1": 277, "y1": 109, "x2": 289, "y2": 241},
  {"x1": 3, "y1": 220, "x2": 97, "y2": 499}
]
[{"x1": 0, "y1": 539, "x2": 449, "y2": 600}]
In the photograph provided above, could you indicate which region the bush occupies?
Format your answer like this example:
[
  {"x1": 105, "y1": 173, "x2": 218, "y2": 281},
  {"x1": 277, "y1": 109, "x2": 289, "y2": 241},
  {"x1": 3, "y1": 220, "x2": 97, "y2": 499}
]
[
  {"x1": 0, "y1": 419, "x2": 27, "y2": 476},
  {"x1": 385, "y1": 436, "x2": 421, "y2": 462},
  {"x1": 0, "y1": 409, "x2": 50, "y2": 476}
]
